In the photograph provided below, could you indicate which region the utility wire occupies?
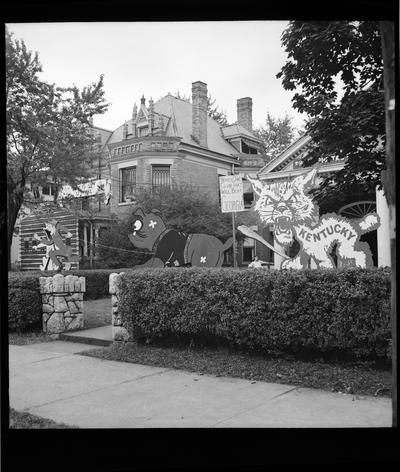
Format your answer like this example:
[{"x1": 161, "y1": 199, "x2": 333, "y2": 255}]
[{"x1": 77, "y1": 237, "x2": 154, "y2": 255}]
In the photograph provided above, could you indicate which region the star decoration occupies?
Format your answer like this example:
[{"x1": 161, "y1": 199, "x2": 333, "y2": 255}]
[
  {"x1": 200, "y1": 256, "x2": 207, "y2": 264},
  {"x1": 149, "y1": 220, "x2": 157, "y2": 229}
]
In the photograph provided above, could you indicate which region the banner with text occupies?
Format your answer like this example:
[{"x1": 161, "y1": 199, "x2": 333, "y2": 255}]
[{"x1": 219, "y1": 175, "x2": 245, "y2": 213}]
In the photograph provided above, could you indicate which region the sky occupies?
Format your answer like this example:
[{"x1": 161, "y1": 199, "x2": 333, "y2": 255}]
[{"x1": 7, "y1": 21, "x2": 308, "y2": 133}]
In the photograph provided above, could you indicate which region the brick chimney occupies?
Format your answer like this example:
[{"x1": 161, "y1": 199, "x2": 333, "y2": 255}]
[
  {"x1": 192, "y1": 81, "x2": 208, "y2": 148},
  {"x1": 237, "y1": 97, "x2": 253, "y2": 131}
]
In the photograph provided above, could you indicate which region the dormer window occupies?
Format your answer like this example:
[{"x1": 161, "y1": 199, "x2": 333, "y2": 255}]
[
  {"x1": 138, "y1": 126, "x2": 148, "y2": 137},
  {"x1": 241, "y1": 141, "x2": 258, "y2": 155}
]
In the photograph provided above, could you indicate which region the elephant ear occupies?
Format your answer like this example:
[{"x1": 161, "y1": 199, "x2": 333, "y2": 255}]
[
  {"x1": 246, "y1": 175, "x2": 264, "y2": 197},
  {"x1": 134, "y1": 208, "x2": 146, "y2": 218},
  {"x1": 292, "y1": 168, "x2": 318, "y2": 193}
]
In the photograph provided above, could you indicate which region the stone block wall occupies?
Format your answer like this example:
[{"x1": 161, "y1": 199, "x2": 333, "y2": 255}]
[
  {"x1": 39, "y1": 274, "x2": 86, "y2": 334},
  {"x1": 109, "y1": 272, "x2": 132, "y2": 342}
]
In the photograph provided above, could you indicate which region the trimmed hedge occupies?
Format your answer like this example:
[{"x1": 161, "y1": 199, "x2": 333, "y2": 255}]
[
  {"x1": 117, "y1": 267, "x2": 392, "y2": 360},
  {"x1": 8, "y1": 273, "x2": 42, "y2": 332}
]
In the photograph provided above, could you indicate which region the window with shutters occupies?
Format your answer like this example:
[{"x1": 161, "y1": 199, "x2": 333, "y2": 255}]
[{"x1": 120, "y1": 166, "x2": 137, "y2": 202}]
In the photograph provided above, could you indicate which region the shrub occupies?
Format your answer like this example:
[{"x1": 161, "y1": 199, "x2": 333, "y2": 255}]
[
  {"x1": 8, "y1": 273, "x2": 42, "y2": 332},
  {"x1": 117, "y1": 267, "x2": 392, "y2": 360},
  {"x1": 97, "y1": 222, "x2": 151, "y2": 269}
]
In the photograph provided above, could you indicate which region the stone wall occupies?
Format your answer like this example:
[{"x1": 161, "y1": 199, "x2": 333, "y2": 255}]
[
  {"x1": 39, "y1": 274, "x2": 86, "y2": 334},
  {"x1": 109, "y1": 272, "x2": 132, "y2": 342}
]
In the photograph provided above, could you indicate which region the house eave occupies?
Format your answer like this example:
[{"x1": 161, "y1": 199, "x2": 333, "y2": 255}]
[{"x1": 258, "y1": 161, "x2": 346, "y2": 180}]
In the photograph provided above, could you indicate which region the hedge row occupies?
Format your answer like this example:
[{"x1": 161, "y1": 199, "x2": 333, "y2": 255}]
[
  {"x1": 117, "y1": 267, "x2": 392, "y2": 360},
  {"x1": 8, "y1": 273, "x2": 42, "y2": 332}
]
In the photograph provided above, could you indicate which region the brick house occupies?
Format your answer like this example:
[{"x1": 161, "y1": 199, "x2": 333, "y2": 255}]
[
  {"x1": 107, "y1": 82, "x2": 263, "y2": 215},
  {"x1": 106, "y1": 81, "x2": 266, "y2": 265}
]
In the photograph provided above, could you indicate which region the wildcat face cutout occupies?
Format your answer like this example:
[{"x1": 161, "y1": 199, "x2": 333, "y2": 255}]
[
  {"x1": 247, "y1": 169, "x2": 379, "y2": 269},
  {"x1": 247, "y1": 169, "x2": 319, "y2": 247}
]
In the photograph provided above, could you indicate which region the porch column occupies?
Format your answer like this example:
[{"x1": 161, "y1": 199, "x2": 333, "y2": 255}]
[
  {"x1": 83, "y1": 224, "x2": 88, "y2": 257},
  {"x1": 94, "y1": 226, "x2": 99, "y2": 257},
  {"x1": 376, "y1": 187, "x2": 391, "y2": 267}
]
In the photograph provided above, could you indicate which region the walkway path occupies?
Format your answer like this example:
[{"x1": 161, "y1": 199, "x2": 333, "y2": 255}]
[{"x1": 9, "y1": 341, "x2": 392, "y2": 428}]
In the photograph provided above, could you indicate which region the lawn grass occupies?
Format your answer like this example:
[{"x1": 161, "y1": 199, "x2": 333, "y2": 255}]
[
  {"x1": 83, "y1": 297, "x2": 111, "y2": 329},
  {"x1": 9, "y1": 297, "x2": 111, "y2": 344},
  {"x1": 80, "y1": 340, "x2": 392, "y2": 398},
  {"x1": 9, "y1": 408, "x2": 76, "y2": 429},
  {"x1": 8, "y1": 331, "x2": 57, "y2": 345}
]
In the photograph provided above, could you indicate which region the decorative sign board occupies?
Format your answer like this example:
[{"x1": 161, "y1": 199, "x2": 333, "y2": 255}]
[
  {"x1": 20, "y1": 208, "x2": 79, "y2": 271},
  {"x1": 219, "y1": 175, "x2": 245, "y2": 213},
  {"x1": 58, "y1": 178, "x2": 111, "y2": 204},
  {"x1": 241, "y1": 168, "x2": 380, "y2": 269},
  {"x1": 33, "y1": 219, "x2": 80, "y2": 271}
]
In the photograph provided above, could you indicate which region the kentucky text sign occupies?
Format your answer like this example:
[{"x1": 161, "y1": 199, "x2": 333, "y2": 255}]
[{"x1": 238, "y1": 169, "x2": 380, "y2": 269}]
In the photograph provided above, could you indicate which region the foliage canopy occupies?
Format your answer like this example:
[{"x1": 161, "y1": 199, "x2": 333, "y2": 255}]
[
  {"x1": 277, "y1": 21, "x2": 385, "y2": 209},
  {"x1": 253, "y1": 112, "x2": 298, "y2": 163},
  {"x1": 6, "y1": 27, "x2": 109, "y2": 266}
]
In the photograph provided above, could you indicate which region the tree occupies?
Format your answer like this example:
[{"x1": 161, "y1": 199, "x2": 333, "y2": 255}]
[
  {"x1": 96, "y1": 218, "x2": 150, "y2": 269},
  {"x1": 277, "y1": 21, "x2": 385, "y2": 208},
  {"x1": 207, "y1": 94, "x2": 228, "y2": 126},
  {"x1": 253, "y1": 113, "x2": 297, "y2": 162},
  {"x1": 6, "y1": 28, "x2": 109, "y2": 268},
  {"x1": 129, "y1": 184, "x2": 236, "y2": 240}
]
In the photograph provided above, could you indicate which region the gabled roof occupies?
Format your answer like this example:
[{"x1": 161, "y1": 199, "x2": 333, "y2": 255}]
[
  {"x1": 136, "y1": 105, "x2": 148, "y2": 123},
  {"x1": 258, "y1": 134, "x2": 312, "y2": 176},
  {"x1": 93, "y1": 126, "x2": 113, "y2": 148}
]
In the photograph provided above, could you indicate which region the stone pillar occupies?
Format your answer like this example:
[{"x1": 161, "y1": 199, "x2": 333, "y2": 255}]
[
  {"x1": 109, "y1": 272, "x2": 131, "y2": 342},
  {"x1": 39, "y1": 274, "x2": 86, "y2": 334},
  {"x1": 376, "y1": 186, "x2": 391, "y2": 267}
]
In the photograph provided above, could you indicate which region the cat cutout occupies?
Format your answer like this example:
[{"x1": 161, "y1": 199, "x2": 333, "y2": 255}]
[
  {"x1": 128, "y1": 208, "x2": 233, "y2": 268},
  {"x1": 244, "y1": 168, "x2": 380, "y2": 269}
]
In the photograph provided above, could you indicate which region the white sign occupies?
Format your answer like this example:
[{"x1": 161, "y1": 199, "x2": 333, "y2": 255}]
[
  {"x1": 219, "y1": 175, "x2": 245, "y2": 213},
  {"x1": 58, "y1": 178, "x2": 111, "y2": 204}
]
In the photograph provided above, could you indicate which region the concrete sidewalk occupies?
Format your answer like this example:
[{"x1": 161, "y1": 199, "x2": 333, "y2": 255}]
[{"x1": 9, "y1": 341, "x2": 392, "y2": 428}]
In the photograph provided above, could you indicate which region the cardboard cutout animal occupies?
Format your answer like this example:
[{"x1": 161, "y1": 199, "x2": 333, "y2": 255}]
[
  {"x1": 128, "y1": 208, "x2": 233, "y2": 268},
  {"x1": 240, "y1": 168, "x2": 380, "y2": 269},
  {"x1": 34, "y1": 219, "x2": 79, "y2": 271}
]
